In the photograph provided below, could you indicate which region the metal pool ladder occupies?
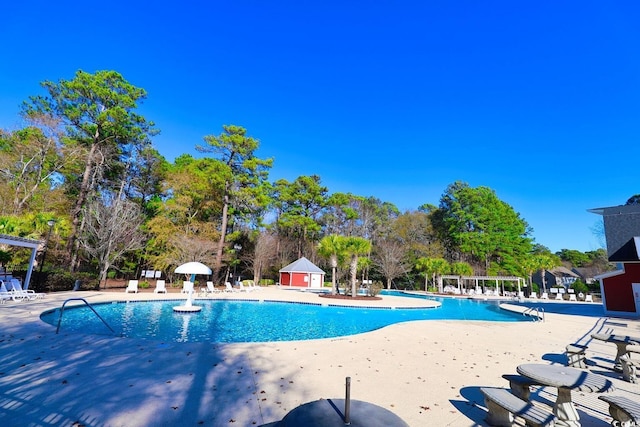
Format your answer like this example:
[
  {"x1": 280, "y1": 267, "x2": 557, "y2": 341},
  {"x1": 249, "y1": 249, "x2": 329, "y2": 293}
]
[
  {"x1": 56, "y1": 298, "x2": 115, "y2": 334},
  {"x1": 522, "y1": 306, "x2": 545, "y2": 322}
]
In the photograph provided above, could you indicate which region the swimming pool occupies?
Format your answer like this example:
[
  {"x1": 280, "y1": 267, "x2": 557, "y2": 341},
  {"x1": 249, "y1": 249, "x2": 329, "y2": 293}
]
[{"x1": 40, "y1": 295, "x2": 525, "y2": 343}]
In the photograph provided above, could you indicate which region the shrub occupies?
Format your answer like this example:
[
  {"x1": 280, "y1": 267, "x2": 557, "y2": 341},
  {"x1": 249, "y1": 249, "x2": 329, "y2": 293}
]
[
  {"x1": 367, "y1": 281, "x2": 383, "y2": 297},
  {"x1": 571, "y1": 280, "x2": 589, "y2": 294}
]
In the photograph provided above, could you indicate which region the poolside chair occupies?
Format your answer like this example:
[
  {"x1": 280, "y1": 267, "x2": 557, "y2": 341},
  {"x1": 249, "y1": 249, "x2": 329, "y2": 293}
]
[
  {"x1": 238, "y1": 283, "x2": 251, "y2": 292},
  {"x1": 530, "y1": 292, "x2": 537, "y2": 299},
  {"x1": 9, "y1": 279, "x2": 40, "y2": 300},
  {"x1": 200, "y1": 281, "x2": 219, "y2": 296},
  {"x1": 0, "y1": 282, "x2": 23, "y2": 303},
  {"x1": 248, "y1": 280, "x2": 261, "y2": 291},
  {"x1": 541, "y1": 292, "x2": 549, "y2": 300},
  {"x1": 585, "y1": 294, "x2": 593, "y2": 302},
  {"x1": 125, "y1": 280, "x2": 139, "y2": 293},
  {"x1": 225, "y1": 282, "x2": 238, "y2": 293},
  {"x1": 154, "y1": 279, "x2": 167, "y2": 294},
  {"x1": 181, "y1": 281, "x2": 194, "y2": 294}
]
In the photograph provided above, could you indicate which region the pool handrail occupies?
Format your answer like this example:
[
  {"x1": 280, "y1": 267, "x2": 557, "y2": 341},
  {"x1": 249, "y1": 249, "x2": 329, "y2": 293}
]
[{"x1": 56, "y1": 298, "x2": 116, "y2": 335}]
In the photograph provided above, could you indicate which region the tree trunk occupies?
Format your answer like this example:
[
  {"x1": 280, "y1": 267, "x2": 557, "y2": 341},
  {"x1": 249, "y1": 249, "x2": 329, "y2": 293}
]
[
  {"x1": 68, "y1": 142, "x2": 99, "y2": 271},
  {"x1": 350, "y1": 255, "x2": 358, "y2": 297},
  {"x1": 213, "y1": 186, "x2": 230, "y2": 283},
  {"x1": 331, "y1": 255, "x2": 337, "y2": 295}
]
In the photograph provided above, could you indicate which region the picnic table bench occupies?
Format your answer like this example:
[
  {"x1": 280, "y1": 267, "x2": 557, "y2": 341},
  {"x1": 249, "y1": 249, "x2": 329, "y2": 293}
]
[
  {"x1": 501, "y1": 374, "x2": 544, "y2": 401},
  {"x1": 620, "y1": 344, "x2": 640, "y2": 383},
  {"x1": 481, "y1": 387, "x2": 555, "y2": 427},
  {"x1": 599, "y1": 395, "x2": 640, "y2": 427},
  {"x1": 591, "y1": 333, "x2": 640, "y2": 370},
  {"x1": 565, "y1": 343, "x2": 588, "y2": 369}
]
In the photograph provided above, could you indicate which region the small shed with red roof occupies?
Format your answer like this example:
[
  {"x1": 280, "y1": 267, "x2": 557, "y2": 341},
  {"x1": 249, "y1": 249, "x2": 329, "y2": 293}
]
[{"x1": 279, "y1": 257, "x2": 325, "y2": 288}]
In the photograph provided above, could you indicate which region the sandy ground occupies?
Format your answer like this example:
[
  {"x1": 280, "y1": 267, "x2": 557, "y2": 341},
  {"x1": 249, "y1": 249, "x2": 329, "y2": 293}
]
[{"x1": 0, "y1": 287, "x2": 639, "y2": 427}]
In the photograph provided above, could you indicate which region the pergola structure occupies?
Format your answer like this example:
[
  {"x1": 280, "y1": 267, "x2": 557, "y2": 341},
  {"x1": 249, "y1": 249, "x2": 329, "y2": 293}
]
[
  {"x1": 0, "y1": 234, "x2": 42, "y2": 290},
  {"x1": 440, "y1": 275, "x2": 524, "y2": 295}
]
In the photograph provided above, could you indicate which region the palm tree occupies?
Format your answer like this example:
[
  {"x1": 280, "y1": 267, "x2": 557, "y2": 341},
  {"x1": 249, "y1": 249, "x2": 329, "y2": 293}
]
[
  {"x1": 343, "y1": 237, "x2": 372, "y2": 297},
  {"x1": 318, "y1": 235, "x2": 345, "y2": 295},
  {"x1": 416, "y1": 257, "x2": 450, "y2": 292}
]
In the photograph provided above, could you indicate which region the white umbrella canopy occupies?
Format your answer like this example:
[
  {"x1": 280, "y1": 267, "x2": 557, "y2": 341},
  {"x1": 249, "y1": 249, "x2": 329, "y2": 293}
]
[{"x1": 175, "y1": 262, "x2": 212, "y2": 275}]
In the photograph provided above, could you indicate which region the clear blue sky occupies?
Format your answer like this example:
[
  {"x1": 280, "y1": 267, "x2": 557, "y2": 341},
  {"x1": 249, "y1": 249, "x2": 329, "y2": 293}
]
[{"x1": 2, "y1": 1, "x2": 640, "y2": 253}]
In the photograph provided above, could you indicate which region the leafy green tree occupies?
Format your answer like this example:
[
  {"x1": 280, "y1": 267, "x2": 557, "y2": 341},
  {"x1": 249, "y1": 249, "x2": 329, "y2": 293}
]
[
  {"x1": 318, "y1": 234, "x2": 345, "y2": 294},
  {"x1": 0, "y1": 116, "x2": 73, "y2": 215},
  {"x1": 393, "y1": 210, "x2": 443, "y2": 263},
  {"x1": 435, "y1": 181, "x2": 533, "y2": 273},
  {"x1": 145, "y1": 155, "x2": 223, "y2": 273},
  {"x1": 273, "y1": 175, "x2": 328, "y2": 258},
  {"x1": 196, "y1": 125, "x2": 273, "y2": 283},
  {"x1": 556, "y1": 249, "x2": 591, "y2": 267},
  {"x1": 626, "y1": 194, "x2": 640, "y2": 205},
  {"x1": 342, "y1": 237, "x2": 371, "y2": 297},
  {"x1": 22, "y1": 70, "x2": 157, "y2": 270}
]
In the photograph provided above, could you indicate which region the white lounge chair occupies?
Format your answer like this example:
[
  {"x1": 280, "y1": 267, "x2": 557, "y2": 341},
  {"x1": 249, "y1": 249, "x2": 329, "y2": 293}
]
[
  {"x1": 125, "y1": 280, "x2": 139, "y2": 293},
  {"x1": 530, "y1": 292, "x2": 537, "y2": 299},
  {"x1": 225, "y1": 282, "x2": 238, "y2": 293},
  {"x1": 200, "y1": 281, "x2": 219, "y2": 296},
  {"x1": 8, "y1": 279, "x2": 40, "y2": 300},
  {"x1": 541, "y1": 292, "x2": 549, "y2": 300},
  {"x1": 569, "y1": 293, "x2": 577, "y2": 301},
  {"x1": 555, "y1": 292, "x2": 563, "y2": 301},
  {"x1": 238, "y1": 283, "x2": 251, "y2": 292},
  {"x1": 248, "y1": 280, "x2": 261, "y2": 291},
  {"x1": 154, "y1": 280, "x2": 167, "y2": 293},
  {"x1": 181, "y1": 281, "x2": 194, "y2": 294},
  {"x1": 0, "y1": 282, "x2": 25, "y2": 303}
]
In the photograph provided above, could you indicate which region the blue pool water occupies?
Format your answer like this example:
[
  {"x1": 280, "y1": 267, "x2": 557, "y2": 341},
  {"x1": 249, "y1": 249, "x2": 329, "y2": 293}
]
[{"x1": 40, "y1": 293, "x2": 529, "y2": 343}]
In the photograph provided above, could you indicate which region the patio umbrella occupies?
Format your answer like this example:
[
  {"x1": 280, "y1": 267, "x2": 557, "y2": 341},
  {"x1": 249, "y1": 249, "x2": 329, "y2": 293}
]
[
  {"x1": 175, "y1": 262, "x2": 212, "y2": 281},
  {"x1": 173, "y1": 262, "x2": 211, "y2": 311}
]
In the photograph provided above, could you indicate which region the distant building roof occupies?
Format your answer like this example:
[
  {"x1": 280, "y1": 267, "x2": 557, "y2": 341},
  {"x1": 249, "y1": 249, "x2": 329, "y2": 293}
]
[
  {"x1": 549, "y1": 266, "x2": 580, "y2": 278},
  {"x1": 279, "y1": 256, "x2": 325, "y2": 274}
]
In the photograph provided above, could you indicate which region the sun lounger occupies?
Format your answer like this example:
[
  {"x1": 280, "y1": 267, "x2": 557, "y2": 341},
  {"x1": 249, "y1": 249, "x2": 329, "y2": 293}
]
[
  {"x1": 225, "y1": 282, "x2": 238, "y2": 293},
  {"x1": 181, "y1": 281, "x2": 194, "y2": 294},
  {"x1": 200, "y1": 281, "x2": 220, "y2": 296},
  {"x1": 154, "y1": 279, "x2": 167, "y2": 293},
  {"x1": 0, "y1": 282, "x2": 26, "y2": 303},
  {"x1": 125, "y1": 280, "x2": 138, "y2": 293},
  {"x1": 8, "y1": 279, "x2": 40, "y2": 300}
]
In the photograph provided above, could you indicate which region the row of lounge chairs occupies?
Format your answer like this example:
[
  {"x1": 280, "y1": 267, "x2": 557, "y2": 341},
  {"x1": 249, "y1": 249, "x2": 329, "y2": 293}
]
[
  {"x1": 0, "y1": 279, "x2": 45, "y2": 303},
  {"x1": 123, "y1": 279, "x2": 262, "y2": 295},
  {"x1": 201, "y1": 281, "x2": 262, "y2": 295}
]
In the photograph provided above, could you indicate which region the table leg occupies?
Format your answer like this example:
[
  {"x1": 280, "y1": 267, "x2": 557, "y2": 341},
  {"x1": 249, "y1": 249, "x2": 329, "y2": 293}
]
[{"x1": 553, "y1": 388, "x2": 580, "y2": 427}]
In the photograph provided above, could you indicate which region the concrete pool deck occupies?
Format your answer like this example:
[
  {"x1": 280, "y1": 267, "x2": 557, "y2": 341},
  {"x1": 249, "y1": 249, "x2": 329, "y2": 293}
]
[{"x1": 0, "y1": 287, "x2": 639, "y2": 426}]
